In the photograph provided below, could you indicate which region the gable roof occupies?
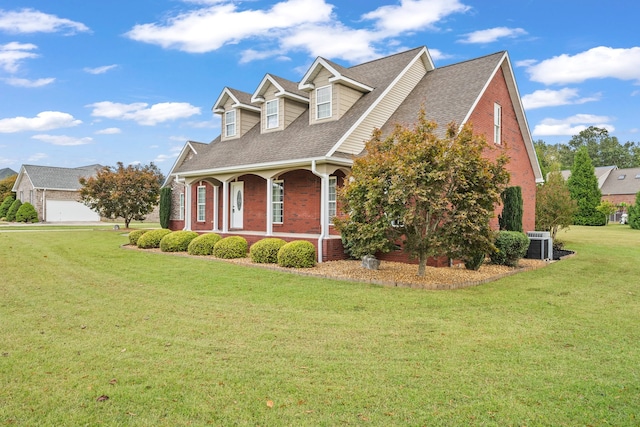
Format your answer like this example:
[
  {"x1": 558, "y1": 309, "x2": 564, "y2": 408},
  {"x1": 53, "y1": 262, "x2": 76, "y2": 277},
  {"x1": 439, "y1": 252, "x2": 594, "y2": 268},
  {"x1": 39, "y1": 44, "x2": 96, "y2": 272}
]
[
  {"x1": 299, "y1": 57, "x2": 374, "y2": 92},
  {"x1": 561, "y1": 165, "x2": 616, "y2": 189},
  {"x1": 212, "y1": 87, "x2": 260, "y2": 114},
  {"x1": 601, "y1": 166, "x2": 640, "y2": 195},
  {"x1": 0, "y1": 167, "x2": 17, "y2": 180},
  {"x1": 12, "y1": 164, "x2": 102, "y2": 191},
  {"x1": 252, "y1": 74, "x2": 309, "y2": 104}
]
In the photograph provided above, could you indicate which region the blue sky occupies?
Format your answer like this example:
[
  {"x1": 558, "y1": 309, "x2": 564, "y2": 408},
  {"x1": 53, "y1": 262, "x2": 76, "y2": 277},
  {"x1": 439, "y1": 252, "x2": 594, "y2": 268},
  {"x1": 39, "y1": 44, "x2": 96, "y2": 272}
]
[{"x1": 0, "y1": 0, "x2": 638, "y2": 176}]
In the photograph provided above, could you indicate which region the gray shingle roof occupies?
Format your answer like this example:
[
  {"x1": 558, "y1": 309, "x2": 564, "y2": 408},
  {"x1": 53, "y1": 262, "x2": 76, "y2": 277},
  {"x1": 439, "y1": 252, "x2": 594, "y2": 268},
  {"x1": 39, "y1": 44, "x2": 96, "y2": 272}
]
[
  {"x1": 174, "y1": 47, "x2": 425, "y2": 174},
  {"x1": 22, "y1": 164, "x2": 102, "y2": 190},
  {"x1": 0, "y1": 167, "x2": 17, "y2": 180},
  {"x1": 601, "y1": 167, "x2": 640, "y2": 195},
  {"x1": 268, "y1": 74, "x2": 308, "y2": 99}
]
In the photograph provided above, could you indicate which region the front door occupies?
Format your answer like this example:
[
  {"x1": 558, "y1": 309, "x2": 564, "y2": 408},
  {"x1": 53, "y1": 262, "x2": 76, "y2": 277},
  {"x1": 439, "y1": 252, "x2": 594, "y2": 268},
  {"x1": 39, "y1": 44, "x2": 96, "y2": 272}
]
[{"x1": 230, "y1": 181, "x2": 244, "y2": 229}]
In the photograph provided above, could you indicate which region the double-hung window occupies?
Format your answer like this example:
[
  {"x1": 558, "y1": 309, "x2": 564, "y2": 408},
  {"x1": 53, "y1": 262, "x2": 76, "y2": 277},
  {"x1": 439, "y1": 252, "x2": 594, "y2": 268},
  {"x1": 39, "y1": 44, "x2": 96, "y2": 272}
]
[
  {"x1": 179, "y1": 193, "x2": 185, "y2": 220},
  {"x1": 316, "y1": 85, "x2": 332, "y2": 120},
  {"x1": 272, "y1": 180, "x2": 284, "y2": 224},
  {"x1": 197, "y1": 186, "x2": 206, "y2": 222},
  {"x1": 266, "y1": 99, "x2": 278, "y2": 129},
  {"x1": 225, "y1": 110, "x2": 236, "y2": 137},
  {"x1": 328, "y1": 176, "x2": 337, "y2": 222},
  {"x1": 494, "y1": 103, "x2": 502, "y2": 144}
]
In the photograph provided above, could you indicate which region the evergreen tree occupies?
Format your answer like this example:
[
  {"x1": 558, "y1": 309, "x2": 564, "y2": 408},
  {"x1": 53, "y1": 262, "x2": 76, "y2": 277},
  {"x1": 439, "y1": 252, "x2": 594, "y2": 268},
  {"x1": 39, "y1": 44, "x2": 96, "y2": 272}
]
[
  {"x1": 499, "y1": 186, "x2": 523, "y2": 232},
  {"x1": 629, "y1": 191, "x2": 640, "y2": 230},
  {"x1": 567, "y1": 146, "x2": 606, "y2": 226},
  {"x1": 6, "y1": 199, "x2": 21, "y2": 222},
  {"x1": 0, "y1": 195, "x2": 15, "y2": 218},
  {"x1": 159, "y1": 187, "x2": 172, "y2": 229}
]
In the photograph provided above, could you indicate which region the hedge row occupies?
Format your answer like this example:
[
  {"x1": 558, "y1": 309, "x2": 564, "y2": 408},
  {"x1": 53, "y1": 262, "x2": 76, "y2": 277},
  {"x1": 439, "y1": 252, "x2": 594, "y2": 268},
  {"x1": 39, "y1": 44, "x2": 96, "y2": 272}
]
[{"x1": 128, "y1": 230, "x2": 316, "y2": 268}]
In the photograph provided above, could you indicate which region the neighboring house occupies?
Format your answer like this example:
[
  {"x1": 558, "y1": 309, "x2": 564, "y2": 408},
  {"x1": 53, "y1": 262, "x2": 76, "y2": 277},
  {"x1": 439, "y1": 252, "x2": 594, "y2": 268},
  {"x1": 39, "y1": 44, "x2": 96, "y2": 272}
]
[
  {"x1": 560, "y1": 165, "x2": 616, "y2": 189},
  {"x1": 165, "y1": 46, "x2": 543, "y2": 263},
  {"x1": 11, "y1": 164, "x2": 102, "y2": 222},
  {"x1": 0, "y1": 168, "x2": 17, "y2": 180}
]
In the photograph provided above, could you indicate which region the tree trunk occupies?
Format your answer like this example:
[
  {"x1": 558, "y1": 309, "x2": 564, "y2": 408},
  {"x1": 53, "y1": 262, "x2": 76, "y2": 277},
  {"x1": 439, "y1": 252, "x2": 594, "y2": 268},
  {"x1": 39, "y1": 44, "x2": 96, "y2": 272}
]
[
  {"x1": 125, "y1": 218, "x2": 131, "y2": 229},
  {"x1": 417, "y1": 252, "x2": 427, "y2": 277}
]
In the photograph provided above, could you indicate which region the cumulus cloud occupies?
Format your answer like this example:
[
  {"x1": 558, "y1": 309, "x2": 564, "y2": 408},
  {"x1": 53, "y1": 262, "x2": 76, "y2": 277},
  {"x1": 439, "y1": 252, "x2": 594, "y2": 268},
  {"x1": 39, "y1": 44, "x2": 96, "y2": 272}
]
[
  {"x1": 532, "y1": 114, "x2": 614, "y2": 136},
  {"x1": 459, "y1": 27, "x2": 527, "y2": 44},
  {"x1": 87, "y1": 101, "x2": 201, "y2": 126},
  {"x1": 0, "y1": 41, "x2": 38, "y2": 72},
  {"x1": 3, "y1": 76, "x2": 55, "y2": 87},
  {"x1": 95, "y1": 127, "x2": 121, "y2": 135},
  {"x1": 126, "y1": 0, "x2": 470, "y2": 63},
  {"x1": 84, "y1": 64, "x2": 118, "y2": 75},
  {"x1": 522, "y1": 88, "x2": 600, "y2": 110},
  {"x1": 526, "y1": 46, "x2": 640, "y2": 85},
  {"x1": 32, "y1": 134, "x2": 93, "y2": 146},
  {"x1": 0, "y1": 8, "x2": 90, "y2": 34},
  {"x1": 0, "y1": 111, "x2": 82, "y2": 133}
]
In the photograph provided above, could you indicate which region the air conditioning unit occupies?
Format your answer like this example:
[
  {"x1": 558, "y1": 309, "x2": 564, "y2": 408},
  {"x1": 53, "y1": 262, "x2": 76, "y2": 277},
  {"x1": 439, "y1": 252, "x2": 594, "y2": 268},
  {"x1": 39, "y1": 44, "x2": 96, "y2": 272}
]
[{"x1": 526, "y1": 231, "x2": 553, "y2": 261}]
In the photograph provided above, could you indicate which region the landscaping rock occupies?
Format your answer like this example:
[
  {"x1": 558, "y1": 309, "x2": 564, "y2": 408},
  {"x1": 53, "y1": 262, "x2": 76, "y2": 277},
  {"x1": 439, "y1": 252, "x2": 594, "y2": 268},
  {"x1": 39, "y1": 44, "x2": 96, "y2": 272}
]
[{"x1": 361, "y1": 255, "x2": 380, "y2": 270}]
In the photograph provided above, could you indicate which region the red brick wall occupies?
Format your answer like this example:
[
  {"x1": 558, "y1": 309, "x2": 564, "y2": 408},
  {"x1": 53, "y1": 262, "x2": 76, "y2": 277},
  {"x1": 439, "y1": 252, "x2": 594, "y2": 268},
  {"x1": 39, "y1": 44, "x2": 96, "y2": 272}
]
[
  {"x1": 238, "y1": 174, "x2": 267, "y2": 231},
  {"x1": 468, "y1": 66, "x2": 537, "y2": 232},
  {"x1": 191, "y1": 181, "x2": 215, "y2": 231},
  {"x1": 602, "y1": 194, "x2": 635, "y2": 206},
  {"x1": 277, "y1": 170, "x2": 321, "y2": 234}
]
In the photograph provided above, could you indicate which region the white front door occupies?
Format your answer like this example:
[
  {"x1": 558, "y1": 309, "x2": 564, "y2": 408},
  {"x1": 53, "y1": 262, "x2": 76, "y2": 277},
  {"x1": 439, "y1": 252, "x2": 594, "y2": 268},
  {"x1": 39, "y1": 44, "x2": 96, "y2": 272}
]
[{"x1": 230, "y1": 181, "x2": 244, "y2": 229}]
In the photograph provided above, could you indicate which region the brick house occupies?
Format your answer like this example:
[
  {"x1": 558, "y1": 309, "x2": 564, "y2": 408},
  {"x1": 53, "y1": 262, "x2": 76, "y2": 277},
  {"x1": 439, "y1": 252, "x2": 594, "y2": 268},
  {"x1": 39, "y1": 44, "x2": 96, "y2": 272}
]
[
  {"x1": 11, "y1": 164, "x2": 103, "y2": 222},
  {"x1": 165, "y1": 46, "x2": 543, "y2": 263}
]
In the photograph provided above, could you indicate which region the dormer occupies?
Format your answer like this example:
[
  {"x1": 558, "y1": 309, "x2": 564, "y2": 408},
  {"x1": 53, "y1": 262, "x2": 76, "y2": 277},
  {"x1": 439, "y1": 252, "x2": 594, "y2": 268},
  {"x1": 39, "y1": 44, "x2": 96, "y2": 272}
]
[
  {"x1": 251, "y1": 74, "x2": 309, "y2": 133},
  {"x1": 298, "y1": 57, "x2": 373, "y2": 125},
  {"x1": 212, "y1": 87, "x2": 261, "y2": 140}
]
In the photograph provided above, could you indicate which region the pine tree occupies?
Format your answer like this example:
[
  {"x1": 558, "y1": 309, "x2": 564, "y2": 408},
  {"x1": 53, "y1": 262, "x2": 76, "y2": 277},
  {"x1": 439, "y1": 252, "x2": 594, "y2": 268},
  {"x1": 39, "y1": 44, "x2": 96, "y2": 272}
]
[
  {"x1": 567, "y1": 146, "x2": 606, "y2": 226},
  {"x1": 499, "y1": 186, "x2": 523, "y2": 232}
]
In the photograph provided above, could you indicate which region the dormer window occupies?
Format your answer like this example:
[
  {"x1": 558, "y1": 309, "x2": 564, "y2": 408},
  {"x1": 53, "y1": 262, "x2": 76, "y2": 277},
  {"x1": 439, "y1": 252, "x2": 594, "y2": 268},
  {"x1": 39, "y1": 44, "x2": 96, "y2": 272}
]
[
  {"x1": 225, "y1": 110, "x2": 236, "y2": 137},
  {"x1": 266, "y1": 99, "x2": 279, "y2": 129},
  {"x1": 316, "y1": 85, "x2": 332, "y2": 120}
]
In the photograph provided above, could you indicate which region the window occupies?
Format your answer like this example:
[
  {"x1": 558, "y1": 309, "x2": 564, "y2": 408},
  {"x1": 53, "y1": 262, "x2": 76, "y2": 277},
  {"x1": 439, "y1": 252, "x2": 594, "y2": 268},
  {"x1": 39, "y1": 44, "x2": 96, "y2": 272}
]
[
  {"x1": 316, "y1": 85, "x2": 332, "y2": 120},
  {"x1": 272, "y1": 180, "x2": 284, "y2": 224},
  {"x1": 19, "y1": 191, "x2": 23, "y2": 202},
  {"x1": 266, "y1": 99, "x2": 279, "y2": 129},
  {"x1": 618, "y1": 175, "x2": 626, "y2": 180},
  {"x1": 635, "y1": 174, "x2": 640, "y2": 179},
  {"x1": 225, "y1": 110, "x2": 236, "y2": 137},
  {"x1": 29, "y1": 190, "x2": 33, "y2": 204},
  {"x1": 328, "y1": 176, "x2": 337, "y2": 222},
  {"x1": 179, "y1": 193, "x2": 185, "y2": 220},
  {"x1": 197, "y1": 185, "x2": 206, "y2": 222},
  {"x1": 494, "y1": 103, "x2": 502, "y2": 144}
]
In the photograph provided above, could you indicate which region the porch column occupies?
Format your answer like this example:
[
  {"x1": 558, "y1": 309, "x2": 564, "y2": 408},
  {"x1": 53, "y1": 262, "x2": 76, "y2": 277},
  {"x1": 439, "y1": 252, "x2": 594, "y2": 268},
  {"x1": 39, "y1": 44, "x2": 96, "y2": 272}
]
[
  {"x1": 212, "y1": 185, "x2": 219, "y2": 232},
  {"x1": 184, "y1": 183, "x2": 192, "y2": 231},
  {"x1": 266, "y1": 177, "x2": 273, "y2": 236},
  {"x1": 222, "y1": 180, "x2": 229, "y2": 233}
]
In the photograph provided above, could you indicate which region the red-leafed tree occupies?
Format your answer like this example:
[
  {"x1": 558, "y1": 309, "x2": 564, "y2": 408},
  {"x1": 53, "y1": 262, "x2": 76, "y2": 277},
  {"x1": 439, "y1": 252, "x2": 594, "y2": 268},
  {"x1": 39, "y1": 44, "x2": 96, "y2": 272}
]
[
  {"x1": 335, "y1": 110, "x2": 510, "y2": 276},
  {"x1": 79, "y1": 162, "x2": 163, "y2": 228}
]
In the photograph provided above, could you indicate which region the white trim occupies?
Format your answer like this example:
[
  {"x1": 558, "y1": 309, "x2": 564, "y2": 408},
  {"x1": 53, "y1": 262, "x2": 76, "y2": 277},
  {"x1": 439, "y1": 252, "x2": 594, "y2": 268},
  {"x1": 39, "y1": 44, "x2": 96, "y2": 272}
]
[
  {"x1": 196, "y1": 185, "x2": 206, "y2": 222},
  {"x1": 316, "y1": 85, "x2": 332, "y2": 120},
  {"x1": 225, "y1": 110, "x2": 236, "y2": 137},
  {"x1": 266, "y1": 178, "x2": 273, "y2": 236},
  {"x1": 265, "y1": 99, "x2": 279, "y2": 129},
  {"x1": 222, "y1": 180, "x2": 229, "y2": 233},
  {"x1": 271, "y1": 179, "x2": 284, "y2": 224},
  {"x1": 252, "y1": 74, "x2": 309, "y2": 104},
  {"x1": 299, "y1": 57, "x2": 373, "y2": 92},
  {"x1": 213, "y1": 185, "x2": 219, "y2": 231},
  {"x1": 179, "y1": 192, "x2": 185, "y2": 221},
  {"x1": 184, "y1": 183, "x2": 192, "y2": 230},
  {"x1": 213, "y1": 87, "x2": 261, "y2": 113},
  {"x1": 328, "y1": 176, "x2": 337, "y2": 223}
]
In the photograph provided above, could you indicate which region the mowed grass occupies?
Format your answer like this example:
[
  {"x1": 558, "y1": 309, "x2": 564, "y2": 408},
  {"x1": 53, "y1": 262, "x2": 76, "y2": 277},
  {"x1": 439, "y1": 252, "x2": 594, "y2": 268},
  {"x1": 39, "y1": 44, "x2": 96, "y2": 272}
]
[{"x1": 1, "y1": 225, "x2": 639, "y2": 426}]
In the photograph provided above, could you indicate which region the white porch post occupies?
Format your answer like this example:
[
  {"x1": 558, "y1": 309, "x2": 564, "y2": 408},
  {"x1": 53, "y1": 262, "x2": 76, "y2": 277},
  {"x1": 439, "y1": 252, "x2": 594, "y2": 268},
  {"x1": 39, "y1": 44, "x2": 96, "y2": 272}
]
[
  {"x1": 222, "y1": 180, "x2": 229, "y2": 233},
  {"x1": 213, "y1": 185, "x2": 219, "y2": 232},
  {"x1": 266, "y1": 177, "x2": 273, "y2": 236},
  {"x1": 184, "y1": 183, "x2": 192, "y2": 231}
]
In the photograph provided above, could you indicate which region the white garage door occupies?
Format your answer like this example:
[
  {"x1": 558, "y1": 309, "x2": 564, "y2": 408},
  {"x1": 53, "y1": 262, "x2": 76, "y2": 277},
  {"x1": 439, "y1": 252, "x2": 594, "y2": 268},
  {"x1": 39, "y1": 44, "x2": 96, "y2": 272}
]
[{"x1": 45, "y1": 200, "x2": 101, "y2": 222}]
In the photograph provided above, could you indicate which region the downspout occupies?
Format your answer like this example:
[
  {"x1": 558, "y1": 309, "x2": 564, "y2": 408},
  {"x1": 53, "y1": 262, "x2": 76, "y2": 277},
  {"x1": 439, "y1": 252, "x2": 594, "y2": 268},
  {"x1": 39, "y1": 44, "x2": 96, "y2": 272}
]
[
  {"x1": 311, "y1": 160, "x2": 327, "y2": 263},
  {"x1": 42, "y1": 188, "x2": 46, "y2": 222}
]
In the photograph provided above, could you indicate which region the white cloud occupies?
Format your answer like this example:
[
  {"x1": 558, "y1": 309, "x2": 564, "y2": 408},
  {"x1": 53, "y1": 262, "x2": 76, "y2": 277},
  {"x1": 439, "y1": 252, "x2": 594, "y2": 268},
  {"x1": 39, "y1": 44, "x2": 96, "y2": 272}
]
[
  {"x1": 95, "y1": 127, "x2": 121, "y2": 135},
  {"x1": 459, "y1": 27, "x2": 527, "y2": 44},
  {"x1": 0, "y1": 111, "x2": 82, "y2": 133},
  {"x1": 3, "y1": 77, "x2": 55, "y2": 87},
  {"x1": 522, "y1": 88, "x2": 600, "y2": 110},
  {"x1": 32, "y1": 134, "x2": 93, "y2": 146},
  {"x1": 126, "y1": 0, "x2": 333, "y2": 53},
  {"x1": 153, "y1": 153, "x2": 177, "y2": 163},
  {"x1": 0, "y1": 41, "x2": 38, "y2": 73},
  {"x1": 84, "y1": 64, "x2": 118, "y2": 75},
  {"x1": 526, "y1": 46, "x2": 640, "y2": 85},
  {"x1": 28, "y1": 152, "x2": 48, "y2": 162},
  {"x1": 532, "y1": 114, "x2": 614, "y2": 136},
  {"x1": 0, "y1": 8, "x2": 90, "y2": 34},
  {"x1": 88, "y1": 101, "x2": 201, "y2": 126},
  {"x1": 363, "y1": 0, "x2": 470, "y2": 35}
]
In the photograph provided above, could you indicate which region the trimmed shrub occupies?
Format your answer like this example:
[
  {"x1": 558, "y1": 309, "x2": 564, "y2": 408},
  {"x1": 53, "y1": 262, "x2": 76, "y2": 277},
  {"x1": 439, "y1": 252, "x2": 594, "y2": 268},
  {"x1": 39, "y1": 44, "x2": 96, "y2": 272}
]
[
  {"x1": 137, "y1": 228, "x2": 172, "y2": 249},
  {"x1": 250, "y1": 238, "x2": 287, "y2": 263},
  {"x1": 128, "y1": 229, "x2": 149, "y2": 246},
  {"x1": 188, "y1": 233, "x2": 221, "y2": 255},
  {"x1": 160, "y1": 230, "x2": 198, "y2": 252},
  {"x1": 491, "y1": 231, "x2": 529, "y2": 267},
  {"x1": 6, "y1": 199, "x2": 22, "y2": 222},
  {"x1": 0, "y1": 195, "x2": 15, "y2": 218},
  {"x1": 277, "y1": 240, "x2": 316, "y2": 268},
  {"x1": 15, "y1": 202, "x2": 38, "y2": 223},
  {"x1": 213, "y1": 236, "x2": 248, "y2": 259}
]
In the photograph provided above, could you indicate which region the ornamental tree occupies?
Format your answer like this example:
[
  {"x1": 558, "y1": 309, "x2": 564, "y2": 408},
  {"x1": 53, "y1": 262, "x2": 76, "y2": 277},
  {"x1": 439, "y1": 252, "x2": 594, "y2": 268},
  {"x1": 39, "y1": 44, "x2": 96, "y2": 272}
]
[
  {"x1": 535, "y1": 170, "x2": 577, "y2": 240},
  {"x1": 79, "y1": 162, "x2": 163, "y2": 228},
  {"x1": 567, "y1": 146, "x2": 606, "y2": 226},
  {"x1": 335, "y1": 111, "x2": 510, "y2": 276}
]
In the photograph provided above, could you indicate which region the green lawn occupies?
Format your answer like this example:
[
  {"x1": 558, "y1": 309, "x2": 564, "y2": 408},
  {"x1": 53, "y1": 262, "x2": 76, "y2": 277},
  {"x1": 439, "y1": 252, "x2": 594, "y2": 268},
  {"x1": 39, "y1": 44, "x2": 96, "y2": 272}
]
[{"x1": 1, "y1": 225, "x2": 639, "y2": 425}]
